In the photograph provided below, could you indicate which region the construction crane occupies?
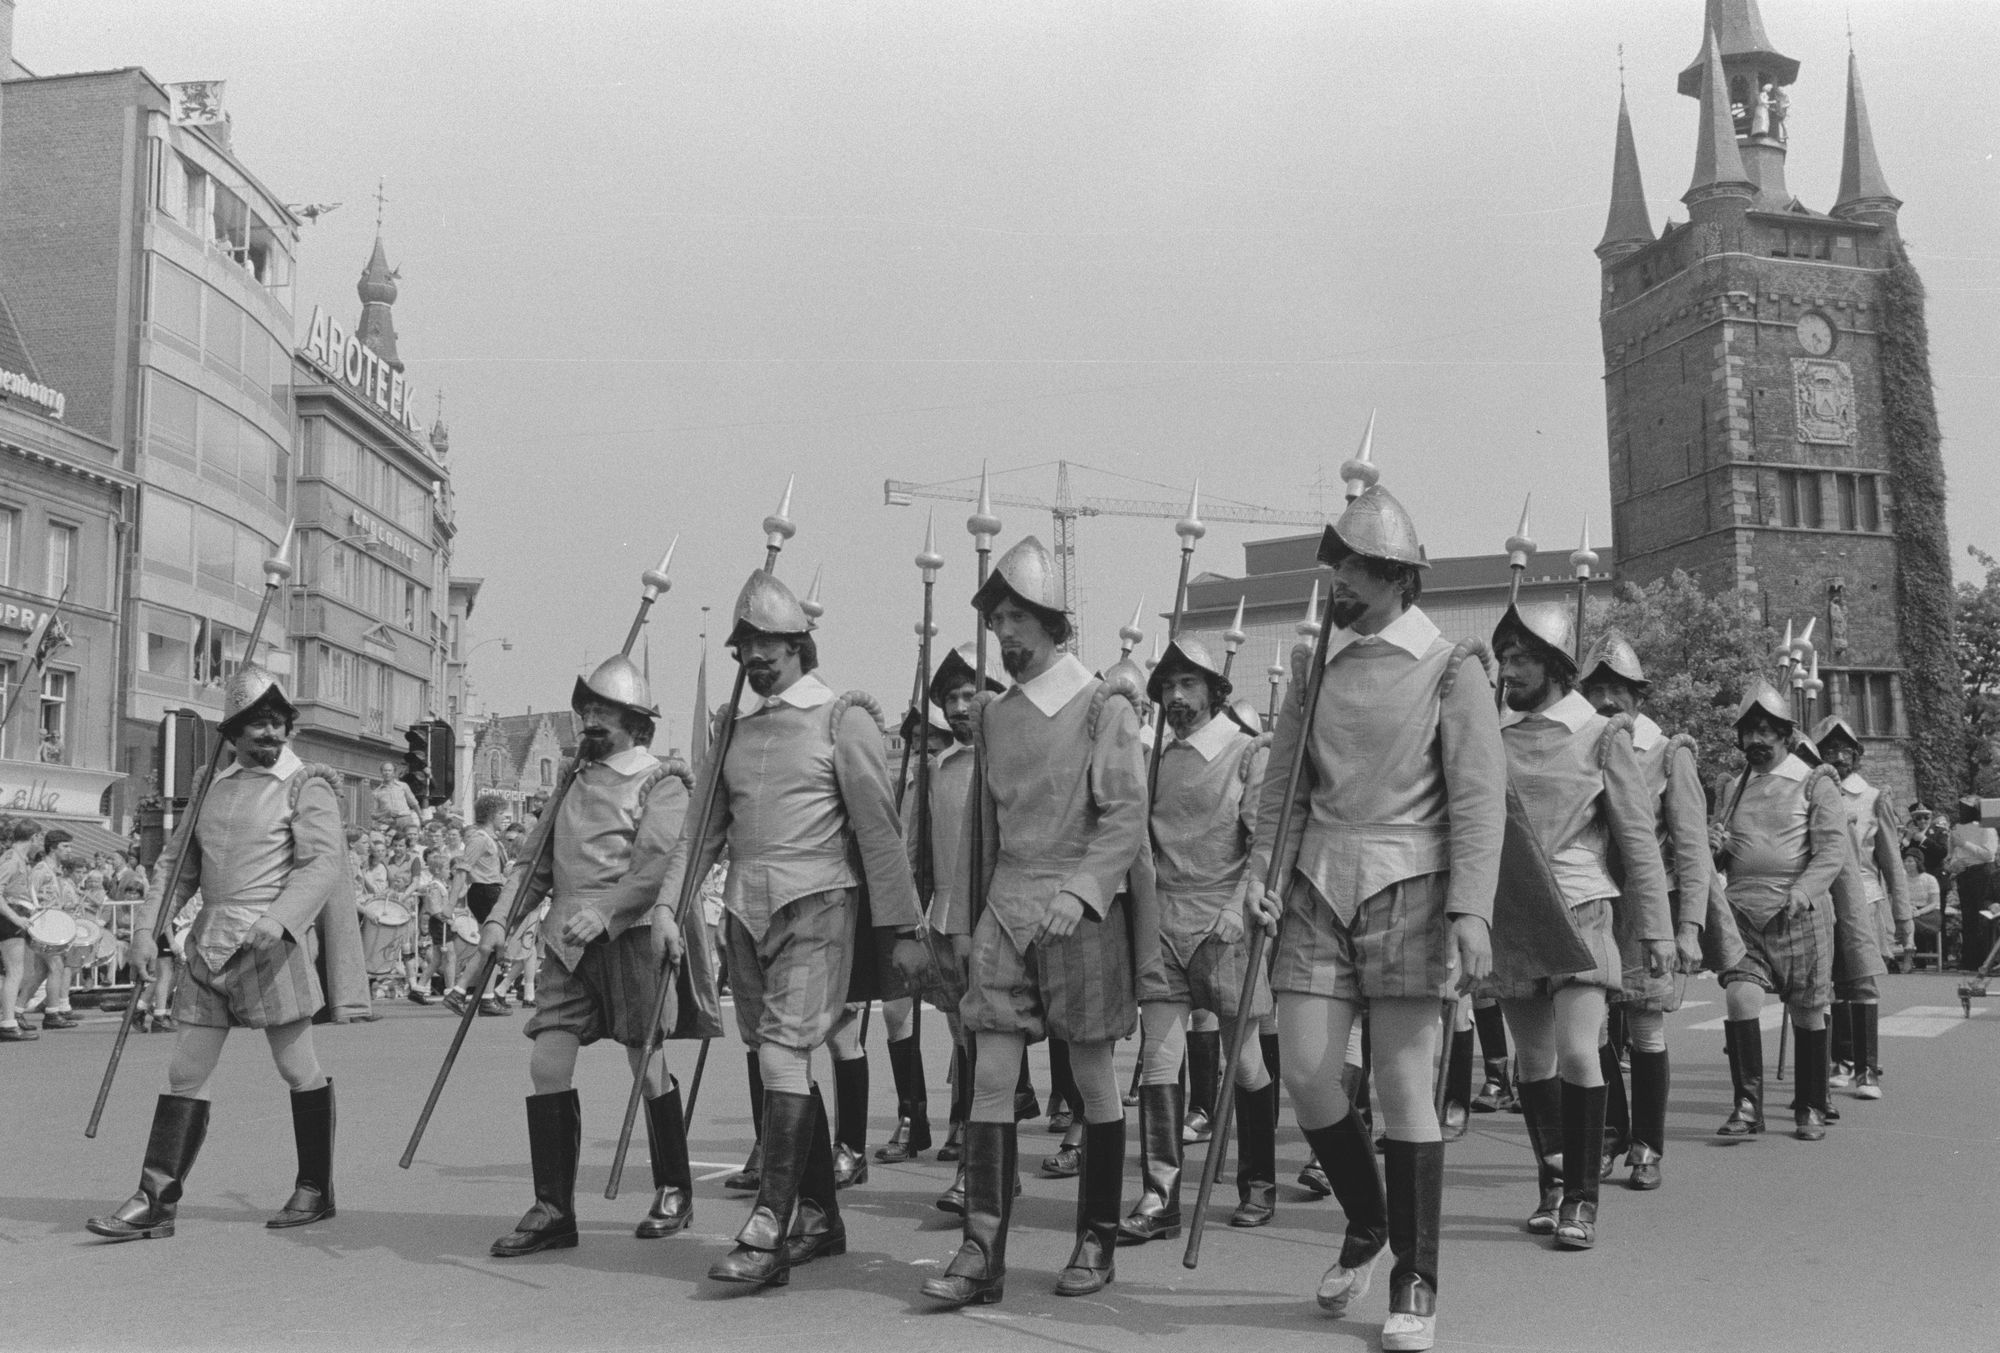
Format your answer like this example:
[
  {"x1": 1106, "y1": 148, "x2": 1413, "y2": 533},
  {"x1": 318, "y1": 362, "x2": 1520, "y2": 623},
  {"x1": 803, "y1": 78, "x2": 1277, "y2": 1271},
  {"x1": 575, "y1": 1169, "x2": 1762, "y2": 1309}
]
[{"x1": 884, "y1": 459, "x2": 1325, "y2": 662}]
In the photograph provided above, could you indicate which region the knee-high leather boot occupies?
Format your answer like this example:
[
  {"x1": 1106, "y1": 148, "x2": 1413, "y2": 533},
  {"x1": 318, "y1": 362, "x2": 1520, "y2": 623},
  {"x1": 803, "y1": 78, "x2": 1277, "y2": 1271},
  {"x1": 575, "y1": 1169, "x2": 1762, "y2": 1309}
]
[
  {"x1": 1116, "y1": 1082, "x2": 1183, "y2": 1244},
  {"x1": 492, "y1": 1090, "x2": 580, "y2": 1256},
  {"x1": 268, "y1": 1080, "x2": 336, "y2": 1228},
  {"x1": 920, "y1": 1121, "x2": 1014, "y2": 1306},
  {"x1": 725, "y1": 1051, "x2": 765, "y2": 1191},
  {"x1": 1793, "y1": 1025, "x2": 1829, "y2": 1141},
  {"x1": 876, "y1": 1035, "x2": 933, "y2": 1161},
  {"x1": 1183, "y1": 1027, "x2": 1220, "y2": 1144},
  {"x1": 1516, "y1": 1076, "x2": 1564, "y2": 1233},
  {"x1": 1304, "y1": 1111, "x2": 1387, "y2": 1315},
  {"x1": 1598, "y1": 1040, "x2": 1629, "y2": 1177},
  {"x1": 1555, "y1": 1081, "x2": 1605, "y2": 1249},
  {"x1": 1055, "y1": 1119, "x2": 1125, "y2": 1296},
  {"x1": 1440, "y1": 1028, "x2": 1474, "y2": 1141},
  {"x1": 1228, "y1": 1077, "x2": 1278, "y2": 1227},
  {"x1": 1625, "y1": 1049, "x2": 1668, "y2": 1190},
  {"x1": 86, "y1": 1095, "x2": 210, "y2": 1241},
  {"x1": 784, "y1": 1086, "x2": 846, "y2": 1265},
  {"x1": 1716, "y1": 1018, "x2": 1764, "y2": 1136},
  {"x1": 636, "y1": 1078, "x2": 694, "y2": 1237},
  {"x1": 708, "y1": 1089, "x2": 814, "y2": 1287},
  {"x1": 832, "y1": 1054, "x2": 870, "y2": 1187},
  {"x1": 1382, "y1": 1140, "x2": 1443, "y2": 1352}
]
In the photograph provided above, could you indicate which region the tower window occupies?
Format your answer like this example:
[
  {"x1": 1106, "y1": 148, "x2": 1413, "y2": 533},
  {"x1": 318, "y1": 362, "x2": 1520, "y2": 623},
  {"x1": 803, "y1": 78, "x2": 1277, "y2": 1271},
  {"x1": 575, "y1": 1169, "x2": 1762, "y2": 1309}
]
[
  {"x1": 1832, "y1": 474, "x2": 1882, "y2": 532},
  {"x1": 1833, "y1": 671, "x2": 1899, "y2": 737},
  {"x1": 1775, "y1": 470, "x2": 1820, "y2": 528}
]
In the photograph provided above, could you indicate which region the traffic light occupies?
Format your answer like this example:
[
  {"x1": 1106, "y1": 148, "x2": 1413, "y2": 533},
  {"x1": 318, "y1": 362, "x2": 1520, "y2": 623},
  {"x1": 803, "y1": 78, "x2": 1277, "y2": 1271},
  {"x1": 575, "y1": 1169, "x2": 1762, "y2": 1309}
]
[
  {"x1": 423, "y1": 719, "x2": 455, "y2": 805},
  {"x1": 401, "y1": 725, "x2": 430, "y2": 801},
  {"x1": 158, "y1": 709, "x2": 210, "y2": 802}
]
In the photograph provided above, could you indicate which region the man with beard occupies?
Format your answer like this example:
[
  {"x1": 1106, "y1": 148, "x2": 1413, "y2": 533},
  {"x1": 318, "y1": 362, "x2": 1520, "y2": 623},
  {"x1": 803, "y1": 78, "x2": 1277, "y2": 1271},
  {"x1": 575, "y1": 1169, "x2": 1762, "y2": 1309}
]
[
  {"x1": 1244, "y1": 487, "x2": 1502, "y2": 1353},
  {"x1": 1577, "y1": 634, "x2": 1710, "y2": 1191},
  {"x1": 1490, "y1": 604, "x2": 1671, "y2": 1252},
  {"x1": 922, "y1": 536, "x2": 1148, "y2": 1308},
  {"x1": 1809, "y1": 716, "x2": 1910, "y2": 1102},
  {"x1": 1118, "y1": 638, "x2": 1278, "y2": 1245},
  {"x1": 1708, "y1": 685, "x2": 1845, "y2": 1141},
  {"x1": 480, "y1": 654, "x2": 697, "y2": 1255},
  {"x1": 682, "y1": 570, "x2": 925, "y2": 1290},
  {"x1": 88, "y1": 666, "x2": 361, "y2": 1240}
]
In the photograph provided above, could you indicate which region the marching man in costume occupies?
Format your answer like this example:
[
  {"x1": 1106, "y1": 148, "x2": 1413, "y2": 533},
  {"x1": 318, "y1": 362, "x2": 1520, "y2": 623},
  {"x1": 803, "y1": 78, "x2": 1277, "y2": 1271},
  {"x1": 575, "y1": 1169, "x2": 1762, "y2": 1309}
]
[
  {"x1": 1245, "y1": 487, "x2": 1505, "y2": 1353},
  {"x1": 1577, "y1": 633, "x2": 1711, "y2": 1190},
  {"x1": 1710, "y1": 685, "x2": 1847, "y2": 1142},
  {"x1": 90, "y1": 665, "x2": 365, "y2": 1240},
  {"x1": 677, "y1": 571, "x2": 926, "y2": 1290},
  {"x1": 1492, "y1": 603, "x2": 1673, "y2": 1251},
  {"x1": 1811, "y1": 715, "x2": 1910, "y2": 1102},
  {"x1": 1118, "y1": 638, "x2": 1279, "y2": 1244},
  {"x1": 482, "y1": 654, "x2": 698, "y2": 1255},
  {"x1": 922, "y1": 536, "x2": 1149, "y2": 1307}
]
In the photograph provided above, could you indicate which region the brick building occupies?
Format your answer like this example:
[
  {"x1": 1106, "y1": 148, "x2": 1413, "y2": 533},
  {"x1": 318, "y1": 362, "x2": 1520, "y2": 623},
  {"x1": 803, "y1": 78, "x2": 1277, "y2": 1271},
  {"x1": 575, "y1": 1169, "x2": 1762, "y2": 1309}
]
[
  {"x1": 1596, "y1": 1, "x2": 1931, "y2": 800},
  {"x1": 469, "y1": 710, "x2": 573, "y2": 818}
]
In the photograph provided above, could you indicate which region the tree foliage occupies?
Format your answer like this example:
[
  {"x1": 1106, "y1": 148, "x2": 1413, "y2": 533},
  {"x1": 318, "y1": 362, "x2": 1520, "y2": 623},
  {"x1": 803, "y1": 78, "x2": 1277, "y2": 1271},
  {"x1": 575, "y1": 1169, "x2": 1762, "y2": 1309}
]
[{"x1": 1957, "y1": 546, "x2": 2000, "y2": 795}]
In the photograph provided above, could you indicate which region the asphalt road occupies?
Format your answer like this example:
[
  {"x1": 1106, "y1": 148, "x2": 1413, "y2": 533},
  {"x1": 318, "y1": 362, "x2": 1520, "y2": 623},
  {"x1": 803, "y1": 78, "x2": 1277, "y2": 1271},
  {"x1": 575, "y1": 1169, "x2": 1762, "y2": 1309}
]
[{"x1": 2, "y1": 971, "x2": 1993, "y2": 1353}]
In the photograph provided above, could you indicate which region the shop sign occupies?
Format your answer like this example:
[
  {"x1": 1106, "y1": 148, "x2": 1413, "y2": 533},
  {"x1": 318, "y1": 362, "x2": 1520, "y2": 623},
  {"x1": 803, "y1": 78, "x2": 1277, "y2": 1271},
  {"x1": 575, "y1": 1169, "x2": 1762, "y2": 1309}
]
[{"x1": 300, "y1": 307, "x2": 423, "y2": 436}]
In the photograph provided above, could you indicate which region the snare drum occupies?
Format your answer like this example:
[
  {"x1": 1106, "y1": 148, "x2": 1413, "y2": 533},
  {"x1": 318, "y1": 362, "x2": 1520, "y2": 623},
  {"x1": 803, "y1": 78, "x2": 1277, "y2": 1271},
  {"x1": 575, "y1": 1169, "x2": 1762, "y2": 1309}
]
[
  {"x1": 94, "y1": 929, "x2": 120, "y2": 965},
  {"x1": 67, "y1": 917, "x2": 104, "y2": 967},
  {"x1": 450, "y1": 914, "x2": 480, "y2": 945},
  {"x1": 374, "y1": 900, "x2": 413, "y2": 928},
  {"x1": 26, "y1": 908, "x2": 77, "y2": 958}
]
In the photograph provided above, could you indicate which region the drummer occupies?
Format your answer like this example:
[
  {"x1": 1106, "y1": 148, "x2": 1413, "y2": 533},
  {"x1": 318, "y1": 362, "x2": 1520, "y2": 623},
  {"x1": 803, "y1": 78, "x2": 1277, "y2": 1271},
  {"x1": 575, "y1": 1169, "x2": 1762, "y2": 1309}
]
[{"x1": 0, "y1": 818, "x2": 45, "y2": 1041}]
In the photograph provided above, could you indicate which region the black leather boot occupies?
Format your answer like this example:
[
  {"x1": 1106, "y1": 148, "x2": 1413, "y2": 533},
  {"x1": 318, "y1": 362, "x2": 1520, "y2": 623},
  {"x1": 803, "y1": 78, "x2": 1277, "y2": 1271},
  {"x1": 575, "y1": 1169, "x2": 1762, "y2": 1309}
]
[
  {"x1": 1516, "y1": 1076, "x2": 1564, "y2": 1234},
  {"x1": 268, "y1": 1080, "x2": 336, "y2": 1228},
  {"x1": 1382, "y1": 1139, "x2": 1442, "y2": 1352},
  {"x1": 1829, "y1": 1000, "x2": 1854, "y2": 1080},
  {"x1": 709, "y1": 1089, "x2": 814, "y2": 1287},
  {"x1": 1440, "y1": 1028, "x2": 1474, "y2": 1141},
  {"x1": 1304, "y1": 1111, "x2": 1387, "y2": 1314},
  {"x1": 831, "y1": 1055, "x2": 870, "y2": 1187},
  {"x1": 86, "y1": 1094, "x2": 210, "y2": 1241},
  {"x1": 1228, "y1": 1078, "x2": 1278, "y2": 1228},
  {"x1": 1116, "y1": 1083, "x2": 1183, "y2": 1244},
  {"x1": 1598, "y1": 1040, "x2": 1629, "y2": 1178},
  {"x1": 725, "y1": 1051, "x2": 765, "y2": 1190},
  {"x1": 1047, "y1": 1039, "x2": 1077, "y2": 1129},
  {"x1": 1793, "y1": 1024, "x2": 1829, "y2": 1141},
  {"x1": 784, "y1": 1087, "x2": 846, "y2": 1266},
  {"x1": 921, "y1": 1121, "x2": 1014, "y2": 1306},
  {"x1": 635, "y1": 1079, "x2": 693, "y2": 1238},
  {"x1": 1013, "y1": 1047, "x2": 1041, "y2": 1122},
  {"x1": 1055, "y1": 1119, "x2": 1125, "y2": 1296},
  {"x1": 1716, "y1": 1018, "x2": 1765, "y2": 1137},
  {"x1": 1555, "y1": 1081, "x2": 1605, "y2": 1249},
  {"x1": 938, "y1": 1043, "x2": 971, "y2": 1162},
  {"x1": 1184, "y1": 1028, "x2": 1220, "y2": 1144},
  {"x1": 876, "y1": 1036, "x2": 932, "y2": 1161},
  {"x1": 1626, "y1": 1049, "x2": 1668, "y2": 1190},
  {"x1": 492, "y1": 1090, "x2": 581, "y2": 1256},
  {"x1": 1472, "y1": 1057, "x2": 1516, "y2": 1113},
  {"x1": 1260, "y1": 1029, "x2": 1282, "y2": 1084}
]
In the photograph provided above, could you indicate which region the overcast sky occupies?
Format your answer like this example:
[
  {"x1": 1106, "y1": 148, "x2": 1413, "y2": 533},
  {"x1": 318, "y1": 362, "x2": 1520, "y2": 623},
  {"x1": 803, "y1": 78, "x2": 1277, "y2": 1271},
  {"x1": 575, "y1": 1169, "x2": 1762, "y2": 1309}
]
[{"x1": 22, "y1": 1, "x2": 2000, "y2": 748}]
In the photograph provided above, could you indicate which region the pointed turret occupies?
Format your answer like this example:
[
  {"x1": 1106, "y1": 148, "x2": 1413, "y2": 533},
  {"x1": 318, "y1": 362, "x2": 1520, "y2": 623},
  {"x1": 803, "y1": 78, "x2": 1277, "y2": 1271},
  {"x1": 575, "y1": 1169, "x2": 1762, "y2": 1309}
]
[
  {"x1": 1833, "y1": 49, "x2": 1900, "y2": 228},
  {"x1": 1682, "y1": 28, "x2": 1755, "y2": 224},
  {"x1": 354, "y1": 235, "x2": 403, "y2": 372},
  {"x1": 1676, "y1": 0, "x2": 1797, "y2": 98},
  {"x1": 1597, "y1": 92, "x2": 1654, "y2": 262}
]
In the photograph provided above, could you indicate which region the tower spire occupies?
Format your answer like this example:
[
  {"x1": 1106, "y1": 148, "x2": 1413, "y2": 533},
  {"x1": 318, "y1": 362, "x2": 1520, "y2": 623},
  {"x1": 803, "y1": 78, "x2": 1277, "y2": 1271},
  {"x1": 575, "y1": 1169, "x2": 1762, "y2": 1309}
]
[
  {"x1": 1596, "y1": 90, "x2": 1654, "y2": 261},
  {"x1": 1682, "y1": 27, "x2": 1754, "y2": 220},
  {"x1": 354, "y1": 188, "x2": 404, "y2": 373},
  {"x1": 1833, "y1": 48, "x2": 1899, "y2": 225},
  {"x1": 1676, "y1": 0, "x2": 1797, "y2": 97}
]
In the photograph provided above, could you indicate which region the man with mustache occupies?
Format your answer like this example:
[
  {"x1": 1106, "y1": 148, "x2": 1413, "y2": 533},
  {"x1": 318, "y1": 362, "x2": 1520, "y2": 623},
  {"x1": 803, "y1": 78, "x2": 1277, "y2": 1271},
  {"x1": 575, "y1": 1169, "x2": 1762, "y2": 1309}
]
[
  {"x1": 89, "y1": 665, "x2": 364, "y2": 1240},
  {"x1": 922, "y1": 536, "x2": 1148, "y2": 1307},
  {"x1": 480, "y1": 654, "x2": 698, "y2": 1255},
  {"x1": 1709, "y1": 685, "x2": 1846, "y2": 1141},
  {"x1": 1243, "y1": 487, "x2": 1502, "y2": 1353},
  {"x1": 679, "y1": 570, "x2": 925, "y2": 1290},
  {"x1": 1576, "y1": 634, "x2": 1711, "y2": 1192},
  {"x1": 1116, "y1": 638, "x2": 1278, "y2": 1246}
]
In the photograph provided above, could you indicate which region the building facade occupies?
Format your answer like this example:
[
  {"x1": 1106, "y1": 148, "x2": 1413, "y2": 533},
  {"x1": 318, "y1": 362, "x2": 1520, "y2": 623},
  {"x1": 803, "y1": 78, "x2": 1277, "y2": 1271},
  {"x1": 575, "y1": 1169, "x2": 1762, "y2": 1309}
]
[
  {"x1": 469, "y1": 710, "x2": 571, "y2": 819},
  {"x1": 1596, "y1": 1, "x2": 1927, "y2": 799}
]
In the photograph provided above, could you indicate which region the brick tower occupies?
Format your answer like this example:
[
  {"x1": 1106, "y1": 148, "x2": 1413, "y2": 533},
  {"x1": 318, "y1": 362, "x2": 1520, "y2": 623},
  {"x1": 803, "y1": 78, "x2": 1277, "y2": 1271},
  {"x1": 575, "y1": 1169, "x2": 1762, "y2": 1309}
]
[{"x1": 1596, "y1": 1, "x2": 1949, "y2": 801}]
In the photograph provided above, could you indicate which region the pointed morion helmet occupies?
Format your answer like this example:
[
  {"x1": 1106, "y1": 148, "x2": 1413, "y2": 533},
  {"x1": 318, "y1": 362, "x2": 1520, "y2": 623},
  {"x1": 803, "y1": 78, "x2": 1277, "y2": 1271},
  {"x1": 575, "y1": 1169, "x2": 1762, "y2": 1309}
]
[
  {"x1": 971, "y1": 535, "x2": 1067, "y2": 615},
  {"x1": 1580, "y1": 630, "x2": 1648, "y2": 692},
  {"x1": 1810, "y1": 714, "x2": 1862, "y2": 755},
  {"x1": 1101, "y1": 654, "x2": 1149, "y2": 706},
  {"x1": 1225, "y1": 696, "x2": 1264, "y2": 737},
  {"x1": 219, "y1": 663, "x2": 299, "y2": 738},
  {"x1": 727, "y1": 570, "x2": 812, "y2": 648},
  {"x1": 1493, "y1": 601, "x2": 1577, "y2": 676},
  {"x1": 1734, "y1": 680, "x2": 1795, "y2": 731},
  {"x1": 1147, "y1": 636, "x2": 1232, "y2": 706},
  {"x1": 1317, "y1": 485, "x2": 1430, "y2": 570},
  {"x1": 927, "y1": 642, "x2": 1003, "y2": 708},
  {"x1": 571, "y1": 653, "x2": 659, "y2": 720}
]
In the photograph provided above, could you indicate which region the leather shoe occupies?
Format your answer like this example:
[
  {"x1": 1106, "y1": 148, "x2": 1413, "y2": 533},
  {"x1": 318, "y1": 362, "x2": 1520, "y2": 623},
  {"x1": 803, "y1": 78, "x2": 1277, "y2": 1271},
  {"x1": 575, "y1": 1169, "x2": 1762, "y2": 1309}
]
[
  {"x1": 831, "y1": 1143, "x2": 868, "y2": 1189},
  {"x1": 1228, "y1": 1180, "x2": 1276, "y2": 1227},
  {"x1": 1625, "y1": 1144, "x2": 1662, "y2": 1191},
  {"x1": 1297, "y1": 1160, "x2": 1331, "y2": 1197},
  {"x1": 477, "y1": 998, "x2": 509, "y2": 1017},
  {"x1": 1040, "y1": 1142, "x2": 1081, "y2": 1178},
  {"x1": 1794, "y1": 1108, "x2": 1827, "y2": 1142}
]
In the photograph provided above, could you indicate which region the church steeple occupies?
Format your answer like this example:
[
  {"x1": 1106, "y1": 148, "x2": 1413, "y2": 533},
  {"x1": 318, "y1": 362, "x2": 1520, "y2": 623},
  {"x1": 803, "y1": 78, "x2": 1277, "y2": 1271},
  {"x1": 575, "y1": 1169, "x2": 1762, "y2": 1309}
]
[
  {"x1": 1596, "y1": 91, "x2": 1654, "y2": 262},
  {"x1": 1833, "y1": 49, "x2": 1900, "y2": 228},
  {"x1": 1677, "y1": 0, "x2": 1796, "y2": 211},
  {"x1": 1676, "y1": 0, "x2": 1797, "y2": 97},
  {"x1": 354, "y1": 234, "x2": 403, "y2": 373},
  {"x1": 1682, "y1": 28, "x2": 1754, "y2": 222}
]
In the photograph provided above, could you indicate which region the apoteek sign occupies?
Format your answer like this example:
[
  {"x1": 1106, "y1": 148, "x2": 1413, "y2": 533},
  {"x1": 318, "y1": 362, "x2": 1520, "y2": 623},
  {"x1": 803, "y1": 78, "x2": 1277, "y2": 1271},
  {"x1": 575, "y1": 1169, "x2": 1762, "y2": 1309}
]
[{"x1": 300, "y1": 307, "x2": 423, "y2": 436}]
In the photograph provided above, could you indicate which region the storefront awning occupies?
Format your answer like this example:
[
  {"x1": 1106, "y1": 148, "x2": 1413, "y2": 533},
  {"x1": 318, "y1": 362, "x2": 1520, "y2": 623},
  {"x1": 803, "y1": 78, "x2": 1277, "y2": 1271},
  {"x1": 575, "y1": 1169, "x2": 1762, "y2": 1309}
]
[{"x1": 13, "y1": 811, "x2": 133, "y2": 861}]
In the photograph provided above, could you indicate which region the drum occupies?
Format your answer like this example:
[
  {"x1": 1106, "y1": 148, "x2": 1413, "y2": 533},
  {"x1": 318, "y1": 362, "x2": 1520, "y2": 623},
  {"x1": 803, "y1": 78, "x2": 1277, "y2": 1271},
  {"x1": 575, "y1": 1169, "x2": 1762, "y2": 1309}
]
[
  {"x1": 94, "y1": 929, "x2": 120, "y2": 965},
  {"x1": 26, "y1": 909, "x2": 77, "y2": 958},
  {"x1": 67, "y1": 917, "x2": 104, "y2": 967},
  {"x1": 450, "y1": 914, "x2": 480, "y2": 945},
  {"x1": 374, "y1": 899, "x2": 413, "y2": 928}
]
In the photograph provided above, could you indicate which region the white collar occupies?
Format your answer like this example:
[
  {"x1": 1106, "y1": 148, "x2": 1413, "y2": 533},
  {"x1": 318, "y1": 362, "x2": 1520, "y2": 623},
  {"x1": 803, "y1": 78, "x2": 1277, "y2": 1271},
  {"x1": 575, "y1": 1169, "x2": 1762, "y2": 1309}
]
[
  {"x1": 1325, "y1": 605, "x2": 1440, "y2": 665},
  {"x1": 1631, "y1": 713, "x2": 1664, "y2": 750},
  {"x1": 217, "y1": 746, "x2": 303, "y2": 782},
  {"x1": 585, "y1": 746, "x2": 658, "y2": 776},
  {"x1": 738, "y1": 672, "x2": 833, "y2": 718},
  {"x1": 1501, "y1": 689, "x2": 1597, "y2": 733},
  {"x1": 1171, "y1": 712, "x2": 1243, "y2": 763},
  {"x1": 1841, "y1": 771, "x2": 1871, "y2": 795},
  {"x1": 937, "y1": 739, "x2": 975, "y2": 766},
  {"x1": 1017, "y1": 653, "x2": 1093, "y2": 718},
  {"x1": 1761, "y1": 753, "x2": 1809, "y2": 783}
]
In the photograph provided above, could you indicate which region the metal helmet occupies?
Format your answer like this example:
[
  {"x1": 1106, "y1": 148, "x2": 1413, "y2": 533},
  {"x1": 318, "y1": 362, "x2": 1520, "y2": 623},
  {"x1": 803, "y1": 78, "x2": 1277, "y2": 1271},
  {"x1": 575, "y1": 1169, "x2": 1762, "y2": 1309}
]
[
  {"x1": 1225, "y1": 697, "x2": 1265, "y2": 737},
  {"x1": 1791, "y1": 735, "x2": 1823, "y2": 767},
  {"x1": 1493, "y1": 601, "x2": 1577, "y2": 675},
  {"x1": 971, "y1": 535, "x2": 1067, "y2": 615},
  {"x1": 1734, "y1": 680, "x2": 1795, "y2": 730},
  {"x1": 1147, "y1": 637, "x2": 1232, "y2": 706},
  {"x1": 1317, "y1": 485, "x2": 1430, "y2": 570},
  {"x1": 928, "y1": 642, "x2": 1002, "y2": 708},
  {"x1": 1810, "y1": 714, "x2": 1862, "y2": 755},
  {"x1": 1580, "y1": 630, "x2": 1648, "y2": 691},
  {"x1": 571, "y1": 653, "x2": 659, "y2": 720},
  {"x1": 726, "y1": 570, "x2": 811, "y2": 647},
  {"x1": 899, "y1": 702, "x2": 953, "y2": 745},
  {"x1": 1101, "y1": 655, "x2": 1149, "y2": 707},
  {"x1": 219, "y1": 663, "x2": 298, "y2": 738}
]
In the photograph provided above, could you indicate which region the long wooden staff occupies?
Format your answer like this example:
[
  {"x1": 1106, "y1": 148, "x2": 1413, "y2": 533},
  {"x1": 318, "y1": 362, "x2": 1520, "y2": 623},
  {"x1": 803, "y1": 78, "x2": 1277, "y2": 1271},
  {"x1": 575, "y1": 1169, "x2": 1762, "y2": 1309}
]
[
  {"x1": 966, "y1": 466, "x2": 1000, "y2": 931},
  {"x1": 1144, "y1": 484, "x2": 1204, "y2": 799},
  {"x1": 398, "y1": 535, "x2": 678, "y2": 1168},
  {"x1": 605, "y1": 485, "x2": 795, "y2": 1197},
  {"x1": 87, "y1": 523, "x2": 293, "y2": 1137},
  {"x1": 1184, "y1": 579, "x2": 1336, "y2": 1267}
]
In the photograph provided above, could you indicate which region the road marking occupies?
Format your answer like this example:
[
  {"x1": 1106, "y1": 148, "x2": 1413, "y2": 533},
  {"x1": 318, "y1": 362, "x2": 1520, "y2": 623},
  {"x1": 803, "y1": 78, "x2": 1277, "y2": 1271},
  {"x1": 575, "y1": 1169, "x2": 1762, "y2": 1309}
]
[
  {"x1": 1879, "y1": 1004, "x2": 1989, "y2": 1037},
  {"x1": 1679, "y1": 1000, "x2": 1713, "y2": 1010},
  {"x1": 1688, "y1": 1006, "x2": 1787, "y2": 1032}
]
